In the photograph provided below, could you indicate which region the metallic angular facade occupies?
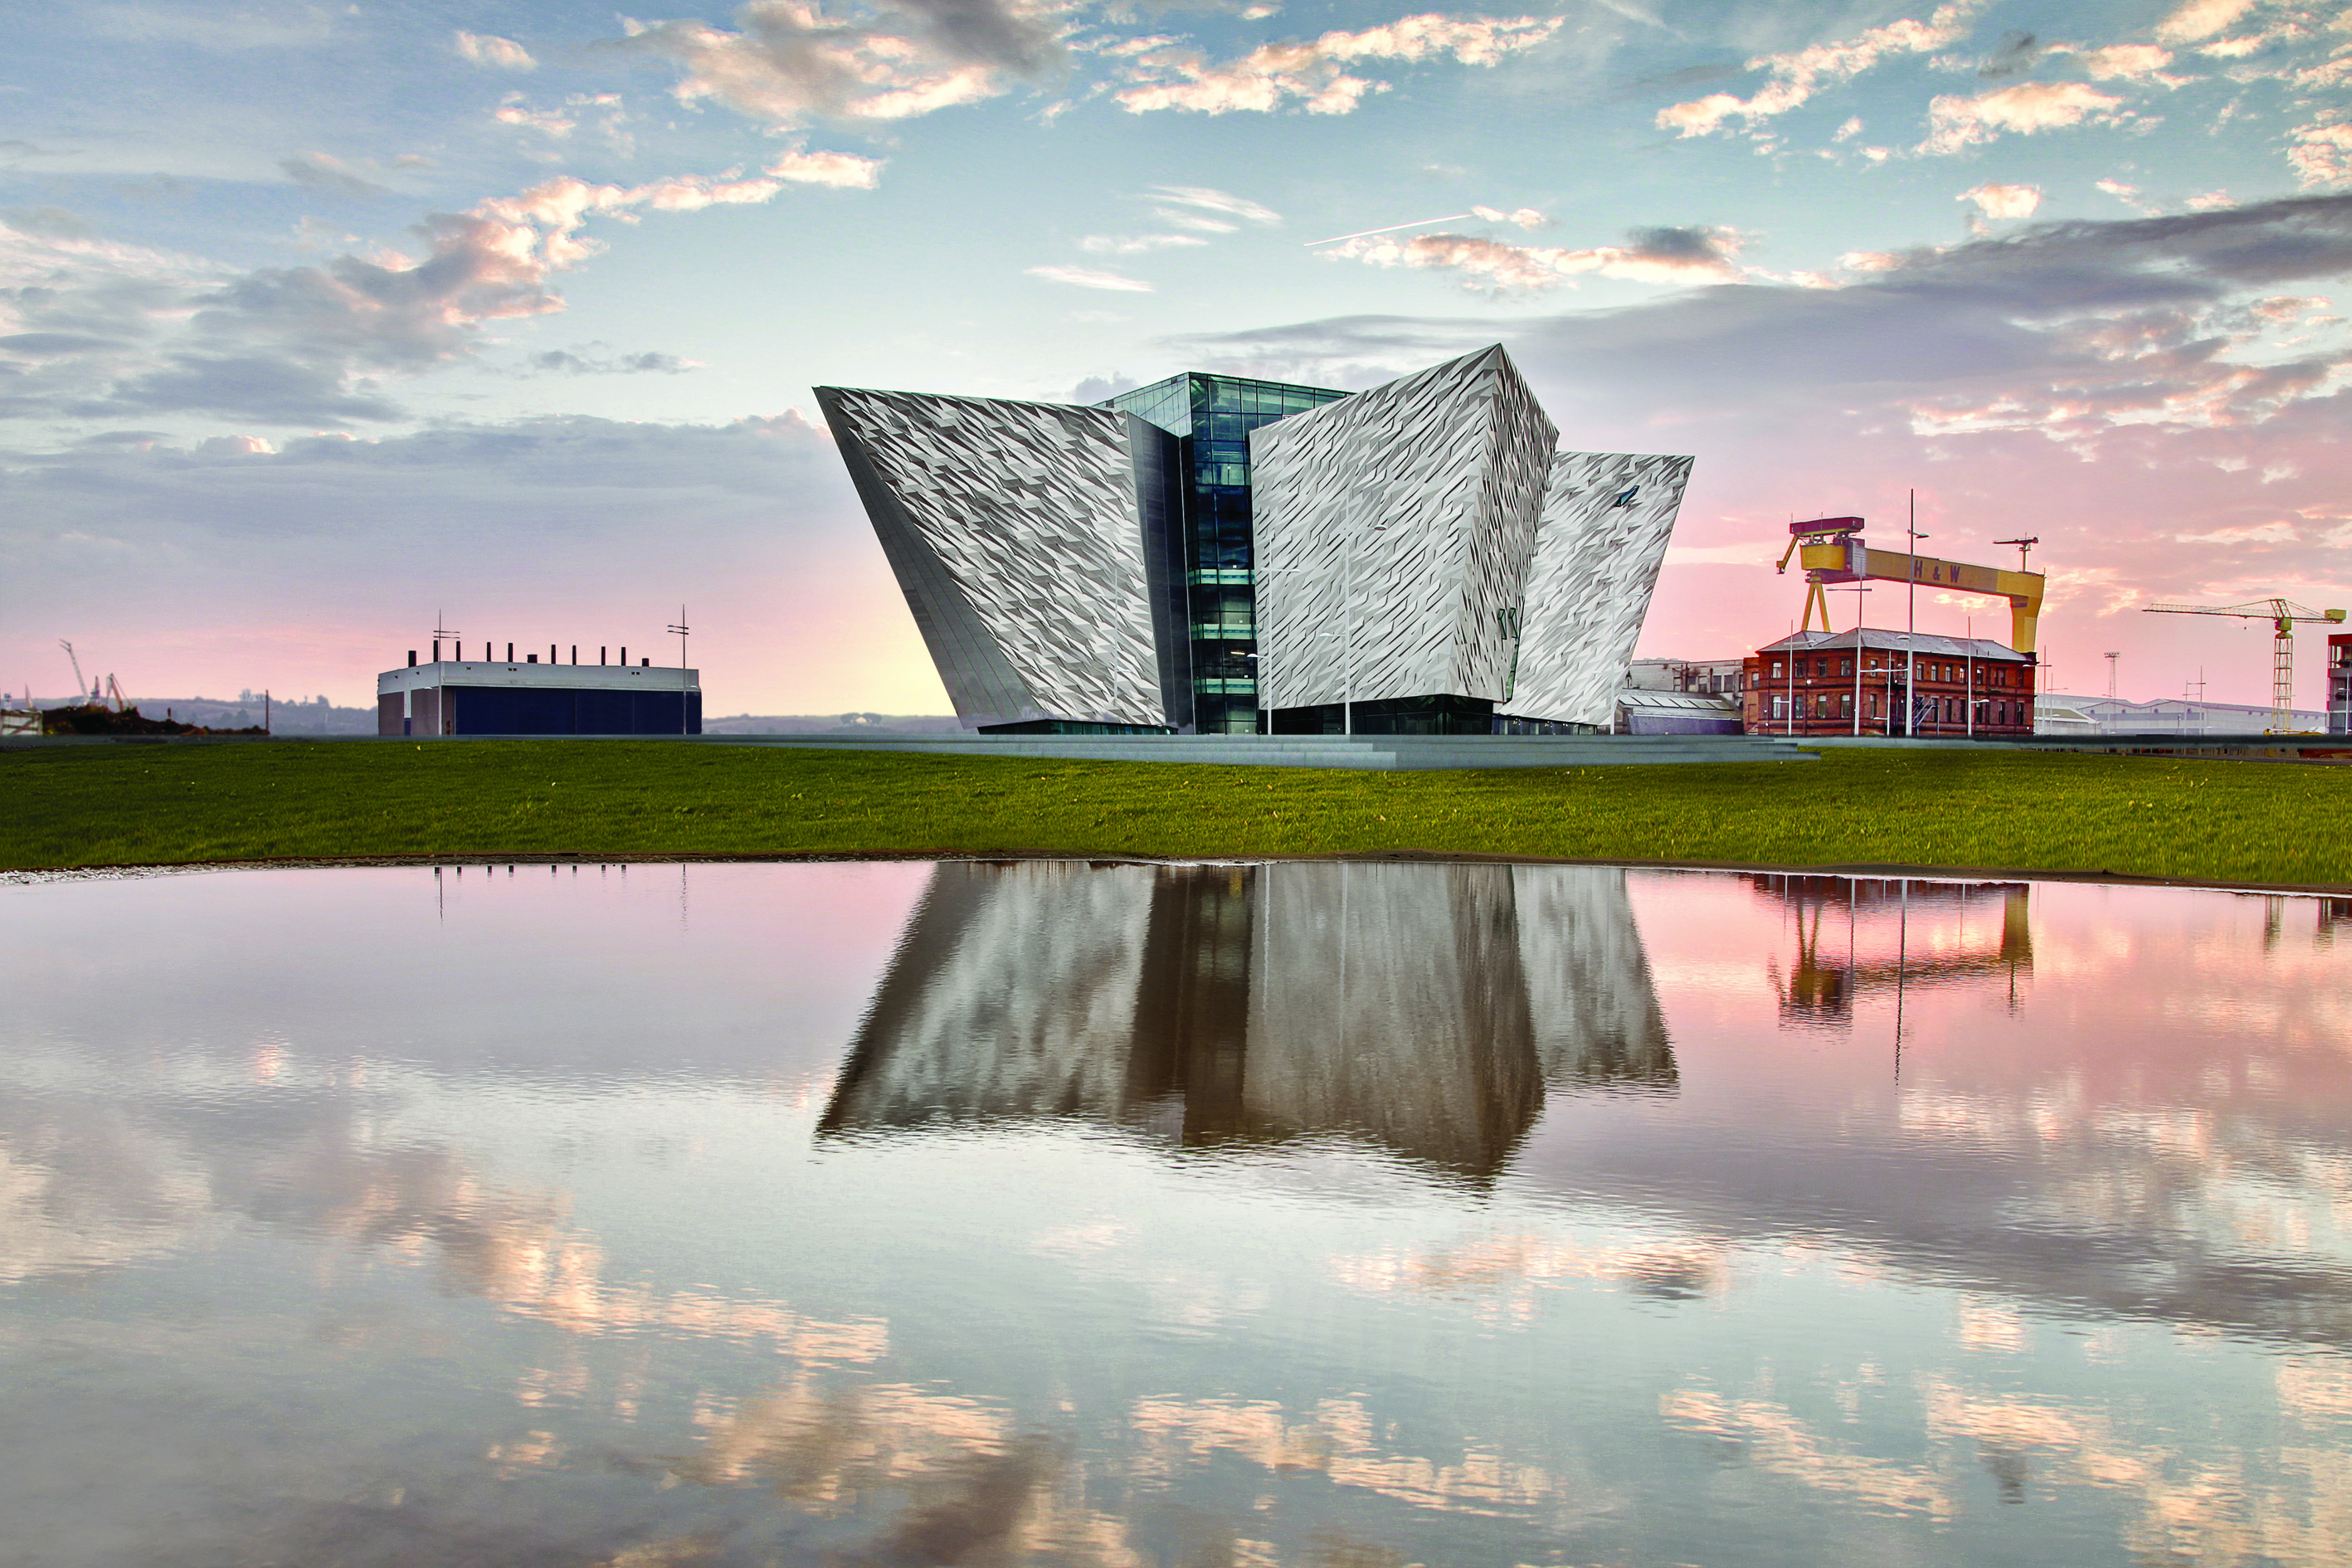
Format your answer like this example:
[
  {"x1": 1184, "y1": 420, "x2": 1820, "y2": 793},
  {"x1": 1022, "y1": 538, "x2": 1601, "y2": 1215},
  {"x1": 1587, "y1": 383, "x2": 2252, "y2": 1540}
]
[
  {"x1": 1247, "y1": 346, "x2": 1556, "y2": 713},
  {"x1": 815, "y1": 386, "x2": 1166, "y2": 729},
  {"x1": 820, "y1": 348, "x2": 1692, "y2": 735},
  {"x1": 1504, "y1": 450, "x2": 1695, "y2": 728}
]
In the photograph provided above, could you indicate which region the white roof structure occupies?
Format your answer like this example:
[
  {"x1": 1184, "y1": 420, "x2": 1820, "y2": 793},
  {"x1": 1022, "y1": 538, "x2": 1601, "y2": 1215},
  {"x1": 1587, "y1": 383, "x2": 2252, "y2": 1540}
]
[{"x1": 1758, "y1": 628, "x2": 2033, "y2": 664}]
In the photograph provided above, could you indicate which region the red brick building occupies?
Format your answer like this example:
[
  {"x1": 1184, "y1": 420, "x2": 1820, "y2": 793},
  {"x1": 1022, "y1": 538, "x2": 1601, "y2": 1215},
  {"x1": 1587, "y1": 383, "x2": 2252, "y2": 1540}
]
[{"x1": 1742, "y1": 631, "x2": 2037, "y2": 738}]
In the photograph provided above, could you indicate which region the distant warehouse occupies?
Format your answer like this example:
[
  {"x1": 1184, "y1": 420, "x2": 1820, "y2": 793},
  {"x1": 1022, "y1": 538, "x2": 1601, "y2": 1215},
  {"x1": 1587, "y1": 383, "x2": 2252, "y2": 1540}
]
[{"x1": 377, "y1": 642, "x2": 700, "y2": 736}]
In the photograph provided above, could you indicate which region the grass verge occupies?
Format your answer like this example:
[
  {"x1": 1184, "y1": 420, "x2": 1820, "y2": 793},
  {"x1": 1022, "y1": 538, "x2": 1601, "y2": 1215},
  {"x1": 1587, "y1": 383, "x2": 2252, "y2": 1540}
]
[{"x1": 2, "y1": 739, "x2": 2346, "y2": 888}]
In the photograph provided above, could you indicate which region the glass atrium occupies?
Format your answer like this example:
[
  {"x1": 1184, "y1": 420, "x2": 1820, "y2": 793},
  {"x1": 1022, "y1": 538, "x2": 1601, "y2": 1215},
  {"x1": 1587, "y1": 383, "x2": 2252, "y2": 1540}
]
[{"x1": 1103, "y1": 373, "x2": 1351, "y2": 733}]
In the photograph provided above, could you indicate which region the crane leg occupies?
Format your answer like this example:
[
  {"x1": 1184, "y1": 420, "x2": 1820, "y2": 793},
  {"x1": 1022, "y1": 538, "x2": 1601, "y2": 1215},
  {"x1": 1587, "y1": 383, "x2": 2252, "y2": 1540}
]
[{"x1": 2275, "y1": 631, "x2": 2295, "y2": 733}]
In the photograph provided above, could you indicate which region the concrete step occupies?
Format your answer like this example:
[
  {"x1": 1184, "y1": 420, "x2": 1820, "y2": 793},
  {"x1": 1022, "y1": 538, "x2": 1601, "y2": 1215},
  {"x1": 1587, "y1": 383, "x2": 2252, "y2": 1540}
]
[{"x1": 713, "y1": 733, "x2": 1815, "y2": 771}]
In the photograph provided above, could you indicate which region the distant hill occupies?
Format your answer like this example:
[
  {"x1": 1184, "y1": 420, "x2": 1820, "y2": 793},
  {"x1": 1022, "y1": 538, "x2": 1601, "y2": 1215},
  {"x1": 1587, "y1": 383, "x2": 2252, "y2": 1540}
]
[
  {"x1": 703, "y1": 713, "x2": 964, "y2": 736},
  {"x1": 11, "y1": 696, "x2": 375, "y2": 734},
  {"x1": 12, "y1": 699, "x2": 963, "y2": 738}
]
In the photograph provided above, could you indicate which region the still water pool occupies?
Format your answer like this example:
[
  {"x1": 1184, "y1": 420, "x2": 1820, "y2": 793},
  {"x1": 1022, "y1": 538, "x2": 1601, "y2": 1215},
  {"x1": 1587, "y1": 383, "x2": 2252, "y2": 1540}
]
[{"x1": 4, "y1": 859, "x2": 2350, "y2": 1567}]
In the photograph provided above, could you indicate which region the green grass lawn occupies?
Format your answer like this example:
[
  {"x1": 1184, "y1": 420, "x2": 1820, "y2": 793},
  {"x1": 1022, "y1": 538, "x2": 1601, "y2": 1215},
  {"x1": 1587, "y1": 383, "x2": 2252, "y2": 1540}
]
[{"x1": 3, "y1": 739, "x2": 2345, "y2": 887}]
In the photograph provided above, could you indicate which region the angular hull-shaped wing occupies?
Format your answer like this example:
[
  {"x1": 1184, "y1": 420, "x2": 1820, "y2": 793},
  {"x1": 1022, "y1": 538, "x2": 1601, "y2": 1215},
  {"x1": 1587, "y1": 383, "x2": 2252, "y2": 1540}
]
[
  {"x1": 816, "y1": 386, "x2": 1166, "y2": 729},
  {"x1": 1507, "y1": 450, "x2": 1693, "y2": 728},
  {"x1": 1248, "y1": 345, "x2": 1556, "y2": 709}
]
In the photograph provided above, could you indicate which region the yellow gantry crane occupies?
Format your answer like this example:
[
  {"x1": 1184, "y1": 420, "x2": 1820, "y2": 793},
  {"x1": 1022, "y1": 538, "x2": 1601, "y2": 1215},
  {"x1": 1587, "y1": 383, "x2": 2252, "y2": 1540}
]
[
  {"x1": 2141, "y1": 598, "x2": 2346, "y2": 733},
  {"x1": 1778, "y1": 518, "x2": 2048, "y2": 653}
]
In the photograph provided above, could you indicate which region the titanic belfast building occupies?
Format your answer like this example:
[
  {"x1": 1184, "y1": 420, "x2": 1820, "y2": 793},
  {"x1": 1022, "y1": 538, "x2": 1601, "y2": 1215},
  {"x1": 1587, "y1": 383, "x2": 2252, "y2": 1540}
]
[{"x1": 816, "y1": 345, "x2": 1692, "y2": 736}]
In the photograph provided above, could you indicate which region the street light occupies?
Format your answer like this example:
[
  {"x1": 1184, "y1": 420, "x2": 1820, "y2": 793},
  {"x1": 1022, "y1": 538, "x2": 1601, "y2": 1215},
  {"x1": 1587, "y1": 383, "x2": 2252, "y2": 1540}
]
[
  {"x1": 667, "y1": 606, "x2": 689, "y2": 736},
  {"x1": 1843, "y1": 582, "x2": 1872, "y2": 735},
  {"x1": 1906, "y1": 490, "x2": 1927, "y2": 738}
]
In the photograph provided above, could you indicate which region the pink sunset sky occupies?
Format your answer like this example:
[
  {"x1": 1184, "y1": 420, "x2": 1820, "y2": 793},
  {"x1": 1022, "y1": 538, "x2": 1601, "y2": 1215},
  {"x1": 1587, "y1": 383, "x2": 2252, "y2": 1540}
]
[{"x1": 3, "y1": 0, "x2": 2347, "y2": 713}]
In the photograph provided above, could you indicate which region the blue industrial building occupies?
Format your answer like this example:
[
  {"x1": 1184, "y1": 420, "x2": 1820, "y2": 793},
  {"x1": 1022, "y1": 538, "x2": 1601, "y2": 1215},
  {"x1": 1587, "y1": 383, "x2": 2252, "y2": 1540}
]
[{"x1": 377, "y1": 644, "x2": 700, "y2": 735}]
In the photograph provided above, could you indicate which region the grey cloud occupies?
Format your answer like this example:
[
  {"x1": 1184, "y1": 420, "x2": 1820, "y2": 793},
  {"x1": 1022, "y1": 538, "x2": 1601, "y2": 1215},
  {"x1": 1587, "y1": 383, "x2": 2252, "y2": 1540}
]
[
  {"x1": 0, "y1": 200, "x2": 573, "y2": 425},
  {"x1": 279, "y1": 154, "x2": 393, "y2": 198},
  {"x1": 1614, "y1": 57, "x2": 1745, "y2": 97},
  {"x1": 3, "y1": 206, "x2": 99, "y2": 239},
  {"x1": 1977, "y1": 29, "x2": 2040, "y2": 79},
  {"x1": 87, "y1": 353, "x2": 406, "y2": 423},
  {"x1": 892, "y1": 0, "x2": 1062, "y2": 72},
  {"x1": 0, "y1": 332, "x2": 128, "y2": 356},
  {"x1": 1165, "y1": 195, "x2": 2352, "y2": 435},
  {"x1": 197, "y1": 217, "x2": 557, "y2": 373},
  {"x1": 1622, "y1": 224, "x2": 1734, "y2": 265},
  {"x1": 517, "y1": 348, "x2": 695, "y2": 376}
]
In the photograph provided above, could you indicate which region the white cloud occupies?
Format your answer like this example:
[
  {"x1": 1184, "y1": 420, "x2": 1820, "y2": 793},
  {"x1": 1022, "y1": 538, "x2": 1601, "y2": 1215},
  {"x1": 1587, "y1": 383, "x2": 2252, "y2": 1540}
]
[
  {"x1": 1025, "y1": 265, "x2": 1154, "y2": 290},
  {"x1": 2187, "y1": 189, "x2": 2236, "y2": 210},
  {"x1": 1147, "y1": 185, "x2": 1283, "y2": 225},
  {"x1": 1657, "y1": 2, "x2": 1981, "y2": 139},
  {"x1": 1919, "y1": 80, "x2": 2126, "y2": 155},
  {"x1": 494, "y1": 103, "x2": 577, "y2": 138},
  {"x1": 764, "y1": 148, "x2": 885, "y2": 187},
  {"x1": 1473, "y1": 204, "x2": 1547, "y2": 228},
  {"x1": 1960, "y1": 182, "x2": 2042, "y2": 219},
  {"x1": 2155, "y1": 0, "x2": 2257, "y2": 44},
  {"x1": 1113, "y1": 12, "x2": 1562, "y2": 116},
  {"x1": 2096, "y1": 178, "x2": 2140, "y2": 199},
  {"x1": 1838, "y1": 250, "x2": 1905, "y2": 271},
  {"x1": 608, "y1": 0, "x2": 1061, "y2": 128},
  {"x1": 1080, "y1": 233, "x2": 1208, "y2": 254},
  {"x1": 2291, "y1": 118, "x2": 2352, "y2": 187},
  {"x1": 0, "y1": 164, "x2": 846, "y2": 426},
  {"x1": 2072, "y1": 43, "x2": 2179, "y2": 81},
  {"x1": 455, "y1": 31, "x2": 536, "y2": 71},
  {"x1": 1326, "y1": 222, "x2": 1743, "y2": 291}
]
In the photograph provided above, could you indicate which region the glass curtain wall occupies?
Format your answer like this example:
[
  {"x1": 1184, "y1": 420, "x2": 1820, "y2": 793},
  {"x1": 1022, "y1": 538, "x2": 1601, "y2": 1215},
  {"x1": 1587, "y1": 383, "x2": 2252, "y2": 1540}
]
[{"x1": 1106, "y1": 374, "x2": 1350, "y2": 733}]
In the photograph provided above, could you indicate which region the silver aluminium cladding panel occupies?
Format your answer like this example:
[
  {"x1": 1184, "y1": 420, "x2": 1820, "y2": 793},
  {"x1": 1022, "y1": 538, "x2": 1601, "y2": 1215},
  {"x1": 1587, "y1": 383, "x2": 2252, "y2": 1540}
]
[
  {"x1": 1507, "y1": 450, "x2": 1694, "y2": 728},
  {"x1": 1249, "y1": 346, "x2": 1557, "y2": 711},
  {"x1": 816, "y1": 387, "x2": 1166, "y2": 729}
]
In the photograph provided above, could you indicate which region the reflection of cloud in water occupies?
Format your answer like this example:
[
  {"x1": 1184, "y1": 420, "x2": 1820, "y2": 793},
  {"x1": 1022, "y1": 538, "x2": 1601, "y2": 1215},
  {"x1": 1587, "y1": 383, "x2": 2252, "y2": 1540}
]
[
  {"x1": 1329, "y1": 1234, "x2": 1731, "y2": 1322},
  {"x1": 0, "y1": 1090, "x2": 884, "y2": 1367},
  {"x1": 1663, "y1": 1385, "x2": 1955, "y2": 1519},
  {"x1": 1127, "y1": 1394, "x2": 1612, "y2": 1527},
  {"x1": 1659, "y1": 1355, "x2": 2352, "y2": 1559},
  {"x1": 822, "y1": 861, "x2": 1674, "y2": 1181},
  {"x1": 677, "y1": 1382, "x2": 1142, "y2": 1565}
]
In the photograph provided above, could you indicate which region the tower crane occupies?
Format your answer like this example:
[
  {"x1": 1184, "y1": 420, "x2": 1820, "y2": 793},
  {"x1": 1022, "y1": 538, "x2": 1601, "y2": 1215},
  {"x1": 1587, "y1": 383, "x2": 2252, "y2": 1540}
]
[
  {"x1": 2141, "y1": 598, "x2": 2346, "y2": 733},
  {"x1": 58, "y1": 640, "x2": 91, "y2": 704}
]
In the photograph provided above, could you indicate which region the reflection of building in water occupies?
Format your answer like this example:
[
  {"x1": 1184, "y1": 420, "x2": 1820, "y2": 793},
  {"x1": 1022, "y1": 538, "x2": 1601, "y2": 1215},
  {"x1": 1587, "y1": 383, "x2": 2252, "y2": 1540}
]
[
  {"x1": 822, "y1": 861, "x2": 1673, "y2": 1179},
  {"x1": 2321, "y1": 898, "x2": 2352, "y2": 945},
  {"x1": 1514, "y1": 866, "x2": 1674, "y2": 1090},
  {"x1": 1247, "y1": 863, "x2": 1538, "y2": 1174},
  {"x1": 1751, "y1": 875, "x2": 2033, "y2": 1025}
]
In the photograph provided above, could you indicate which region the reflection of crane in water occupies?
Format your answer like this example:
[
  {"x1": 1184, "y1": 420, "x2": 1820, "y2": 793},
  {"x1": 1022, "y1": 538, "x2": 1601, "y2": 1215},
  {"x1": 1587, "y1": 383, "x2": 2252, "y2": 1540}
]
[{"x1": 1755, "y1": 875, "x2": 2033, "y2": 1025}]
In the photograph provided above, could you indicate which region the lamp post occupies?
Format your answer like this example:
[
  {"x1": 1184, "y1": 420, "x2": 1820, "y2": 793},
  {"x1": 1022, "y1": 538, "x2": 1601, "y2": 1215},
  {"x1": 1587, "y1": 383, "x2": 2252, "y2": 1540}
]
[
  {"x1": 431, "y1": 611, "x2": 458, "y2": 738},
  {"x1": 1844, "y1": 582, "x2": 1871, "y2": 735},
  {"x1": 667, "y1": 606, "x2": 689, "y2": 736},
  {"x1": 1906, "y1": 490, "x2": 1927, "y2": 738}
]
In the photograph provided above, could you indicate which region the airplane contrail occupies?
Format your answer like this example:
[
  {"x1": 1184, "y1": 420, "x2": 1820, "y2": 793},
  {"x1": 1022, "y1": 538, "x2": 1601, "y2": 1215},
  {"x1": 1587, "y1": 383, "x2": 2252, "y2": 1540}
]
[{"x1": 1304, "y1": 213, "x2": 1474, "y2": 246}]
